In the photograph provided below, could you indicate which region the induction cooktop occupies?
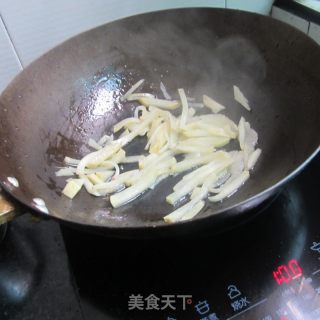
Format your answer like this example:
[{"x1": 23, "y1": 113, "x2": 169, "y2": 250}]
[
  {"x1": 1, "y1": 154, "x2": 319, "y2": 320},
  {"x1": 61, "y1": 153, "x2": 320, "y2": 320}
]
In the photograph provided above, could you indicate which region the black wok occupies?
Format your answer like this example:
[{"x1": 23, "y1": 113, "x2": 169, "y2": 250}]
[{"x1": 0, "y1": 8, "x2": 319, "y2": 236}]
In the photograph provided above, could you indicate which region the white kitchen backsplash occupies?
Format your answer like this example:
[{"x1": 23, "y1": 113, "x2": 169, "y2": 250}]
[
  {"x1": 0, "y1": 16, "x2": 22, "y2": 93},
  {"x1": 271, "y1": 6, "x2": 310, "y2": 33},
  {"x1": 308, "y1": 22, "x2": 320, "y2": 45},
  {"x1": 0, "y1": 0, "x2": 275, "y2": 93},
  {"x1": 226, "y1": 0, "x2": 274, "y2": 14}
]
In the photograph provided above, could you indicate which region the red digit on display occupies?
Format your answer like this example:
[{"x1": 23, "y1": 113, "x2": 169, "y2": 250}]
[
  {"x1": 273, "y1": 260, "x2": 303, "y2": 285},
  {"x1": 288, "y1": 259, "x2": 302, "y2": 278},
  {"x1": 273, "y1": 265, "x2": 291, "y2": 284}
]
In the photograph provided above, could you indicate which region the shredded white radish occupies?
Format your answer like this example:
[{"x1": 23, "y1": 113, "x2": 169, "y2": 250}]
[
  {"x1": 121, "y1": 155, "x2": 142, "y2": 163},
  {"x1": 238, "y1": 117, "x2": 246, "y2": 149},
  {"x1": 173, "y1": 153, "x2": 231, "y2": 191},
  {"x1": 238, "y1": 116, "x2": 258, "y2": 168},
  {"x1": 56, "y1": 167, "x2": 76, "y2": 177},
  {"x1": 178, "y1": 136, "x2": 230, "y2": 149},
  {"x1": 134, "y1": 105, "x2": 147, "y2": 118},
  {"x1": 174, "y1": 145, "x2": 216, "y2": 154},
  {"x1": 164, "y1": 200, "x2": 205, "y2": 223},
  {"x1": 94, "y1": 170, "x2": 139, "y2": 192},
  {"x1": 139, "y1": 150, "x2": 172, "y2": 169},
  {"x1": 234, "y1": 85, "x2": 251, "y2": 111},
  {"x1": 58, "y1": 79, "x2": 261, "y2": 224},
  {"x1": 113, "y1": 117, "x2": 140, "y2": 133},
  {"x1": 160, "y1": 81, "x2": 172, "y2": 100},
  {"x1": 188, "y1": 108, "x2": 196, "y2": 118},
  {"x1": 76, "y1": 143, "x2": 121, "y2": 175},
  {"x1": 79, "y1": 175, "x2": 100, "y2": 196},
  {"x1": 110, "y1": 172, "x2": 157, "y2": 208},
  {"x1": 178, "y1": 88, "x2": 189, "y2": 128},
  {"x1": 180, "y1": 201, "x2": 205, "y2": 221},
  {"x1": 163, "y1": 202, "x2": 193, "y2": 223},
  {"x1": 184, "y1": 117, "x2": 238, "y2": 139},
  {"x1": 247, "y1": 148, "x2": 262, "y2": 170},
  {"x1": 243, "y1": 120, "x2": 258, "y2": 152},
  {"x1": 87, "y1": 173, "x2": 104, "y2": 185},
  {"x1": 188, "y1": 102, "x2": 204, "y2": 108},
  {"x1": 117, "y1": 112, "x2": 159, "y2": 147},
  {"x1": 95, "y1": 171, "x2": 114, "y2": 182},
  {"x1": 171, "y1": 153, "x2": 221, "y2": 173},
  {"x1": 229, "y1": 151, "x2": 245, "y2": 178},
  {"x1": 203, "y1": 94, "x2": 226, "y2": 113},
  {"x1": 88, "y1": 138, "x2": 102, "y2": 150},
  {"x1": 127, "y1": 93, "x2": 154, "y2": 101},
  {"x1": 209, "y1": 170, "x2": 250, "y2": 202},
  {"x1": 62, "y1": 179, "x2": 84, "y2": 199},
  {"x1": 139, "y1": 97, "x2": 180, "y2": 110},
  {"x1": 190, "y1": 187, "x2": 202, "y2": 200},
  {"x1": 93, "y1": 182, "x2": 125, "y2": 196},
  {"x1": 120, "y1": 79, "x2": 144, "y2": 102},
  {"x1": 167, "y1": 156, "x2": 232, "y2": 205},
  {"x1": 64, "y1": 157, "x2": 80, "y2": 166},
  {"x1": 210, "y1": 151, "x2": 244, "y2": 194},
  {"x1": 98, "y1": 134, "x2": 113, "y2": 146},
  {"x1": 101, "y1": 160, "x2": 120, "y2": 177},
  {"x1": 209, "y1": 170, "x2": 231, "y2": 193},
  {"x1": 164, "y1": 183, "x2": 209, "y2": 223}
]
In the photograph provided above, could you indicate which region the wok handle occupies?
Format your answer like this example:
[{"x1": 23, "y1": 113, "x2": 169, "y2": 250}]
[{"x1": 0, "y1": 188, "x2": 21, "y2": 225}]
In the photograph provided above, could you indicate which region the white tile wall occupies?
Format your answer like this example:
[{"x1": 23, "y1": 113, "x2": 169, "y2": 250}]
[
  {"x1": 0, "y1": 0, "x2": 226, "y2": 68},
  {"x1": 226, "y1": 0, "x2": 274, "y2": 15},
  {"x1": 0, "y1": 16, "x2": 22, "y2": 92},
  {"x1": 271, "y1": 6, "x2": 310, "y2": 33},
  {"x1": 308, "y1": 21, "x2": 320, "y2": 45}
]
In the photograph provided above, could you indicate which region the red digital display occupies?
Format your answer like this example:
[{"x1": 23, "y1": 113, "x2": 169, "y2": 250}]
[{"x1": 273, "y1": 259, "x2": 303, "y2": 285}]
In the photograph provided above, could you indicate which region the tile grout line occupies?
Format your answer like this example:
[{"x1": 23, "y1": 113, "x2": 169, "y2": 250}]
[{"x1": 0, "y1": 14, "x2": 24, "y2": 69}]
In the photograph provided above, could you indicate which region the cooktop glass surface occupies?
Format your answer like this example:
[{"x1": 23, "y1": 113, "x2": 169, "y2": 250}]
[{"x1": 60, "y1": 154, "x2": 320, "y2": 320}]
